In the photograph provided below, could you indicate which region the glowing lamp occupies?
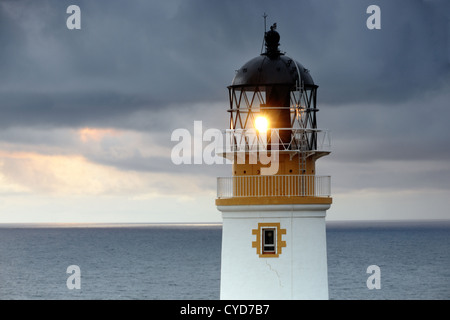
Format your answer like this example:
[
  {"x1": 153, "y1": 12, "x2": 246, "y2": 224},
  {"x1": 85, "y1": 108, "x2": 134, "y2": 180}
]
[{"x1": 255, "y1": 116, "x2": 269, "y2": 132}]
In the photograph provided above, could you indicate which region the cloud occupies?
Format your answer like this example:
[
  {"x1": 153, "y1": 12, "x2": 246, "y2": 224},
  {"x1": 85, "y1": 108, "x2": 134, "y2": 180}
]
[
  {"x1": 284, "y1": 0, "x2": 450, "y2": 104},
  {"x1": 319, "y1": 88, "x2": 450, "y2": 164},
  {"x1": 0, "y1": 120, "x2": 227, "y2": 199},
  {"x1": 0, "y1": 148, "x2": 216, "y2": 197},
  {"x1": 0, "y1": 0, "x2": 449, "y2": 222},
  {"x1": 1, "y1": 0, "x2": 449, "y2": 129}
]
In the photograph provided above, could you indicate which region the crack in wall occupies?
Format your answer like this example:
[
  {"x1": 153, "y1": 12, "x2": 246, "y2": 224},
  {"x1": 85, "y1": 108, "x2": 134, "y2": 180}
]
[{"x1": 265, "y1": 260, "x2": 283, "y2": 288}]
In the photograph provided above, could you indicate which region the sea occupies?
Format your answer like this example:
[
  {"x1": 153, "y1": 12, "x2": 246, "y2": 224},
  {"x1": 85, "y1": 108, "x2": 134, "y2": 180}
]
[{"x1": 0, "y1": 220, "x2": 448, "y2": 300}]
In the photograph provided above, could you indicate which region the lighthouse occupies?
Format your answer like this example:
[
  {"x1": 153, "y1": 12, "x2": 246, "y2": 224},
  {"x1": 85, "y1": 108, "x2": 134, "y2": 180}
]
[{"x1": 215, "y1": 23, "x2": 332, "y2": 300}]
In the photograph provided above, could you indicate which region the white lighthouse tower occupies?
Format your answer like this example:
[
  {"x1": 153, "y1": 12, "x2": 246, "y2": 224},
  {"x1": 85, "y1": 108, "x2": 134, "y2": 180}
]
[{"x1": 216, "y1": 23, "x2": 332, "y2": 300}]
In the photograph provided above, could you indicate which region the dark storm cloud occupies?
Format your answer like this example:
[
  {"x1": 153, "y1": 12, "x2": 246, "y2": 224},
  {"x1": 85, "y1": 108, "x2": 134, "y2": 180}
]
[
  {"x1": 1, "y1": 0, "x2": 449, "y2": 182},
  {"x1": 1, "y1": 0, "x2": 448, "y2": 130},
  {"x1": 0, "y1": 1, "x2": 447, "y2": 117},
  {"x1": 0, "y1": 0, "x2": 258, "y2": 129},
  {"x1": 277, "y1": 0, "x2": 450, "y2": 105},
  {"x1": 0, "y1": 90, "x2": 163, "y2": 128}
]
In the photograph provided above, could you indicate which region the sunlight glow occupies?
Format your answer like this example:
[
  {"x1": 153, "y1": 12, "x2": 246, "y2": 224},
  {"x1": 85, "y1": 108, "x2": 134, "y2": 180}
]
[
  {"x1": 255, "y1": 116, "x2": 269, "y2": 132},
  {"x1": 79, "y1": 127, "x2": 118, "y2": 142}
]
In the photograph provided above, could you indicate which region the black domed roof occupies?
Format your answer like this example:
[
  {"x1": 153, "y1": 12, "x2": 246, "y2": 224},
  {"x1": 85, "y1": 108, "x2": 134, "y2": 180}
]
[{"x1": 231, "y1": 55, "x2": 315, "y2": 88}]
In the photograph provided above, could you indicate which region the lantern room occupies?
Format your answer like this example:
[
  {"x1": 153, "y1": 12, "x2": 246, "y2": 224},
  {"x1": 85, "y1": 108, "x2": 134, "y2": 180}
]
[{"x1": 217, "y1": 23, "x2": 331, "y2": 203}]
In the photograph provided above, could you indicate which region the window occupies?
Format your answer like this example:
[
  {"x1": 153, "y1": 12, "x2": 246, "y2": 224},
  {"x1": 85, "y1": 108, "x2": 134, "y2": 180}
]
[
  {"x1": 252, "y1": 223, "x2": 286, "y2": 258},
  {"x1": 262, "y1": 228, "x2": 276, "y2": 254}
]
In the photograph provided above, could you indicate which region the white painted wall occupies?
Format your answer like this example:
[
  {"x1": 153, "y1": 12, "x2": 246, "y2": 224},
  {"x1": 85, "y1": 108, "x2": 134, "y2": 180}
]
[{"x1": 218, "y1": 204, "x2": 330, "y2": 300}]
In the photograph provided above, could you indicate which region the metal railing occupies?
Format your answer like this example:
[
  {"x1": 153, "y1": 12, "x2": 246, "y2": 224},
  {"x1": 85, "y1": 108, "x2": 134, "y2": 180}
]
[
  {"x1": 222, "y1": 128, "x2": 331, "y2": 153},
  {"x1": 217, "y1": 175, "x2": 331, "y2": 199}
]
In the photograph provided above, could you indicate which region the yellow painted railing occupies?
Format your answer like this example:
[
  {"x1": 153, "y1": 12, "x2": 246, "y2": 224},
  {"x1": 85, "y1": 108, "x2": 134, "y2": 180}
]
[{"x1": 217, "y1": 175, "x2": 331, "y2": 199}]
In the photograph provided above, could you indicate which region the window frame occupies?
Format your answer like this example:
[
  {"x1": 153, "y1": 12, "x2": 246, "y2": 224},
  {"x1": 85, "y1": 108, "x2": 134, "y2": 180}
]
[
  {"x1": 262, "y1": 227, "x2": 276, "y2": 254},
  {"x1": 252, "y1": 222, "x2": 286, "y2": 258}
]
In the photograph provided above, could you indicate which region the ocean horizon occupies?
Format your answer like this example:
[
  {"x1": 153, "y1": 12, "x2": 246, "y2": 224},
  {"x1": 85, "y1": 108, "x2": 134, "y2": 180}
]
[
  {"x1": 0, "y1": 219, "x2": 448, "y2": 300},
  {"x1": 1, "y1": 218, "x2": 449, "y2": 228}
]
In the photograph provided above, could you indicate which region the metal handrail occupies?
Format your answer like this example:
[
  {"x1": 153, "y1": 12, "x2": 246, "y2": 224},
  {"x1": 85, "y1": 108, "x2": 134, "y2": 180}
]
[
  {"x1": 221, "y1": 128, "x2": 331, "y2": 153},
  {"x1": 217, "y1": 175, "x2": 331, "y2": 199}
]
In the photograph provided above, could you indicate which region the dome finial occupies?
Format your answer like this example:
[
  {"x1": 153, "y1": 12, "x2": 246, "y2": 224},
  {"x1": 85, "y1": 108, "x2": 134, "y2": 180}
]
[{"x1": 264, "y1": 22, "x2": 281, "y2": 59}]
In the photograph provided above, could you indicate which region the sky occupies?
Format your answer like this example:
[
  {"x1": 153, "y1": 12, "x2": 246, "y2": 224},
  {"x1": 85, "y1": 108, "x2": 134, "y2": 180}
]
[{"x1": 0, "y1": 0, "x2": 449, "y2": 223}]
